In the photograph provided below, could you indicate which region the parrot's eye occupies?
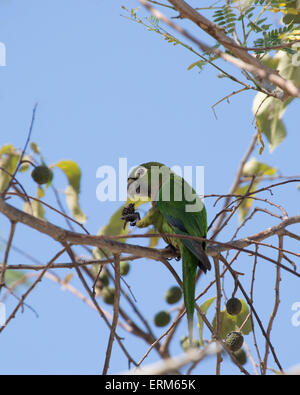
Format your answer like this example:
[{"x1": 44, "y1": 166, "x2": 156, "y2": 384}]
[{"x1": 135, "y1": 167, "x2": 147, "y2": 179}]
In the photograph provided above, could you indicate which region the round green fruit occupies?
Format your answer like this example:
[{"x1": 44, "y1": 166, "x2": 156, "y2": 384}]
[
  {"x1": 234, "y1": 348, "x2": 247, "y2": 365},
  {"x1": 99, "y1": 271, "x2": 109, "y2": 287},
  {"x1": 102, "y1": 287, "x2": 115, "y2": 305},
  {"x1": 226, "y1": 297, "x2": 242, "y2": 316},
  {"x1": 120, "y1": 261, "x2": 130, "y2": 276},
  {"x1": 154, "y1": 311, "x2": 171, "y2": 327},
  {"x1": 165, "y1": 286, "x2": 182, "y2": 304},
  {"x1": 31, "y1": 165, "x2": 53, "y2": 185},
  {"x1": 225, "y1": 331, "x2": 244, "y2": 352}
]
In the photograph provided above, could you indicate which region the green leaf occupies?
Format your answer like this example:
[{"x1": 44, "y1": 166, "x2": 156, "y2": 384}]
[
  {"x1": 213, "y1": 299, "x2": 252, "y2": 339},
  {"x1": 235, "y1": 182, "x2": 259, "y2": 222},
  {"x1": 30, "y1": 142, "x2": 41, "y2": 155},
  {"x1": 0, "y1": 145, "x2": 19, "y2": 192},
  {"x1": 37, "y1": 186, "x2": 45, "y2": 199},
  {"x1": 24, "y1": 199, "x2": 45, "y2": 219},
  {"x1": 100, "y1": 205, "x2": 128, "y2": 236},
  {"x1": 0, "y1": 144, "x2": 16, "y2": 156},
  {"x1": 260, "y1": 55, "x2": 280, "y2": 70},
  {"x1": 248, "y1": 21, "x2": 263, "y2": 33},
  {"x1": 55, "y1": 160, "x2": 86, "y2": 222},
  {"x1": 187, "y1": 60, "x2": 205, "y2": 71},
  {"x1": 93, "y1": 205, "x2": 128, "y2": 259},
  {"x1": 252, "y1": 51, "x2": 300, "y2": 151},
  {"x1": 276, "y1": 49, "x2": 300, "y2": 89},
  {"x1": 65, "y1": 185, "x2": 87, "y2": 223},
  {"x1": 93, "y1": 200, "x2": 147, "y2": 259},
  {"x1": 242, "y1": 157, "x2": 277, "y2": 177},
  {"x1": 26, "y1": 174, "x2": 47, "y2": 218},
  {"x1": 197, "y1": 297, "x2": 216, "y2": 346},
  {"x1": 55, "y1": 160, "x2": 81, "y2": 194},
  {"x1": 252, "y1": 93, "x2": 287, "y2": 152},
  {"x1": 4, "y1": 270, "x2": 28, "y2": 287},
  {"x1": 282, "y1": 12, "x2": 300, "y2": 25}
]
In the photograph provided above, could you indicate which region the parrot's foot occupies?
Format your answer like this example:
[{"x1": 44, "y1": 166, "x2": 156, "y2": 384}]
[
  {"x1": 121, "y1": 203, "x2": 141, "y2": 229},
  {"x1": 165, "y1": 244, "x2": 181, "y2": 261}
]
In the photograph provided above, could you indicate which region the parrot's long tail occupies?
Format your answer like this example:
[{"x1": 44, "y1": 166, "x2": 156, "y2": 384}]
[{"x1": 181, "y1": 247, "x2": 198, "y2": 346}]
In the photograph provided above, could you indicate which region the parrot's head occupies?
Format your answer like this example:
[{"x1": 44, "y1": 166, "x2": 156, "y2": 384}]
[{"x1": 127, "y1": 162, "x2": 170, "y2": 201}]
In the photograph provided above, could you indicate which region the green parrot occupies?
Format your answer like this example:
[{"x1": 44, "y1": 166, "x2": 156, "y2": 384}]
[{"x1": 125, "y1": 162, "x2": 211, "y2": 345}]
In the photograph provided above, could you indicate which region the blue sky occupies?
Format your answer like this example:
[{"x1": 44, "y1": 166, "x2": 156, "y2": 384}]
[{"x1": 0, "y1": 0, "x2": 299, "y2": 374}]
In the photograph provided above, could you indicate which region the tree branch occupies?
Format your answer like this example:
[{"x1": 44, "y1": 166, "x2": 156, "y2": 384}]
[
  {"x1": 166, "y1": 0, "x2": 300, "y2": 99},
  {"x1": 0, "y1": 197, "x2": 299, "y2": 266}
]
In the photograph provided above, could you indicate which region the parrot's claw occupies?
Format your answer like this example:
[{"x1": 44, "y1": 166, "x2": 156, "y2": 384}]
[
  {"x1": 165, "y1": 244, "x2": 181, "y2": 261},
  {"x1": 121, "y1": 204, "x2": 141, "y2": 229}
]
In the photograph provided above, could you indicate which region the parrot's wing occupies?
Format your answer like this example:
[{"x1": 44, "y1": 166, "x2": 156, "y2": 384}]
[
  {"x1": 156, "y1": 175, "x2": 211, "y2": 273},
  {"x1": 155, "y1": 174, "x2": 211, "y2": 345},
  {"x1": 165, "y1": 215, "x2": 211, "y2": 273}
]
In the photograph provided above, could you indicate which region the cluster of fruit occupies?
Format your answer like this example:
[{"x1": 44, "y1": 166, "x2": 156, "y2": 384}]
[
  {"x1": 224, "y1": 297, "x2": 246, "y2": 365},
  {"x1": 99, "y1": 261, "x2": 131, "y2": 304},
  {"x1": 153, "y1": 286, "x2": 183, "y2": 328}
]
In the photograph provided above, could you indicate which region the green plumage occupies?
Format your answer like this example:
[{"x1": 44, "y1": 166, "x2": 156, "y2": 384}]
[{"x1": 127, "y1": 162, "x2": 211, "y2": 345}]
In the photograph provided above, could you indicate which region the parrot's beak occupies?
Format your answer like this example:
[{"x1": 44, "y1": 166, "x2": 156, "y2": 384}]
[{"x1": 127, "y1": 176, "x2": 148, "y2": 201}]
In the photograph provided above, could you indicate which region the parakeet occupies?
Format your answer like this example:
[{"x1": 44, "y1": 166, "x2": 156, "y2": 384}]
[{"x1": 125, "y1": 162, "x2": 211, "y2": 345}]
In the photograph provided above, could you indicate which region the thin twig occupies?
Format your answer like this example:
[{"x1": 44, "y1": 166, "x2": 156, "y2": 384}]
[
  {"x1": 250, "y1": 246, "x2": 263, "y2": 373},
  {"x1": 63, "y1": 244, "x2": 137, "y2": 368},
  {"x1": 211, "y1": 132, "x2": 258, "y2": 235},
  {"x1": 102, "y1": 254, "x2": 121, "y2": 375},
  {"x1": 3, "y1": 104, "x2": 38, "y2": 195},
  {"x1": 262, "y1": 235, "x2": 282, "y2": 374},
  {"x1": 0, "y1": 247, "x2": 66, "y2": 333},
  {"x1": 0, "y1": 221, "x2": 16, "y2": 294},
  {"x1": 213, "y1": 256, "x2": 222, "y2": 375}
]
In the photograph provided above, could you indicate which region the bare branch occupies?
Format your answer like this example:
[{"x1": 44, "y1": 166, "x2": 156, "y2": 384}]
[
  {"x1": 0, "y1": 221, "x2": 16, "y2": 294},
  {"x1": 128, "y1": 343, "x2": 219, "y2": 375},
  {"x1": 0, "y1": 247, "x2": 66, "y2": 333},
  {"x1": 102, "y1": 254, "x2": 121, "y2": 375},
  {"x1": 166, "y1": 0, "x2": 300, "y2": 99},
  {"x1": 262, "y1": 235, "x2": 282, "y2": 374},
  {"x1": 213, "y1": 256, "x2": 223, "y2": 375},
  {"x1": 139, "y1": 0, "x2": 300, "y2": 99}
]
